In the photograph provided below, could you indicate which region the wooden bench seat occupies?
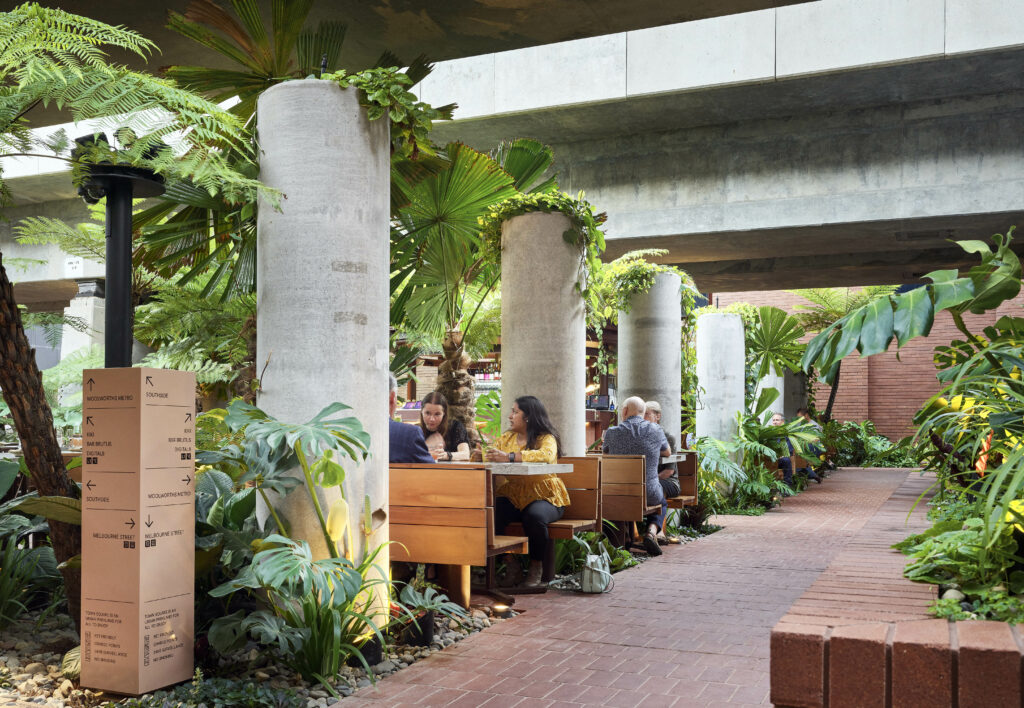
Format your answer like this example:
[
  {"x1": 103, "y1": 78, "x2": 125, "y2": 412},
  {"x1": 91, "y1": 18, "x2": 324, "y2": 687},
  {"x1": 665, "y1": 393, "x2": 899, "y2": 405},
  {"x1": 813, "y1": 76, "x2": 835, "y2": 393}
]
[
  {"x1": 389, "y1": 463, "x2": 528, "y2": 606},
  {"x1": 665, "y1": 449, "x2": 699, "y2": 509}
]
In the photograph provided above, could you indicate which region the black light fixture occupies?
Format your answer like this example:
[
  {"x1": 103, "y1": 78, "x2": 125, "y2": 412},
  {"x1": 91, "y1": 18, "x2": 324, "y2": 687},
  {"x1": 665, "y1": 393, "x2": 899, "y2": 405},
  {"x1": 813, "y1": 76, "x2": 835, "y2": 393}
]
[{"x1": 72, "y1": 132, "x2": 165, "y2": 368}]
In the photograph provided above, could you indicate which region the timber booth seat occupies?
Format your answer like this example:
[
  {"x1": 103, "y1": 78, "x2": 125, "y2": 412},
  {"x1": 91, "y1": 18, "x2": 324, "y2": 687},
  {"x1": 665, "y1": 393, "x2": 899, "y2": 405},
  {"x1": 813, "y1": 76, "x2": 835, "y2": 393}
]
[
  {"x1": 504, "y1": 456, "x2": 602, "y2": 582},
  {"x1": 389, "y1": 463, "x2": 528, "y2": 607},
  {"x1": 597, "y1": 452, "x2": 699, "y2": 548}
]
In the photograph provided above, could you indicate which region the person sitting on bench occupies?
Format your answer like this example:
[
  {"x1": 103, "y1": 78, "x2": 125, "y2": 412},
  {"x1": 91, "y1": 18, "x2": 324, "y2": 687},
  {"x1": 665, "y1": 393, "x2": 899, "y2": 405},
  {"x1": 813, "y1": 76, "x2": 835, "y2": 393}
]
[
  {"x1": 485, "y1": 395, "x2": 568, "y2": 589},
  {"x1": 602, "y1": 396, "x2": 669, "y2": 557}
]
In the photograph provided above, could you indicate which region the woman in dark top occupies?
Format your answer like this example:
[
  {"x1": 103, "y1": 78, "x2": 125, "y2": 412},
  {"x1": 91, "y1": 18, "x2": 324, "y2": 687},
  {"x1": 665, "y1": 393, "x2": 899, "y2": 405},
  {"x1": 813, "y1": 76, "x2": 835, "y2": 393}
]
[{"x1": 418, "y1": 391, "x2": 471, "y2": 461}]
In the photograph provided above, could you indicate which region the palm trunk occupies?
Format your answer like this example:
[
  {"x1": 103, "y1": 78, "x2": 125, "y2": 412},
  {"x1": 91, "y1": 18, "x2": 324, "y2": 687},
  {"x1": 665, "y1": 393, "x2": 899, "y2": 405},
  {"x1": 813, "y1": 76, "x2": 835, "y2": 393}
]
[
  {"x1": 0, "y1": 256, "x2": 81, "y2": 633},
  {"x1": 822, "y1": 360, "x2": 842, "y2": 423},
  {"x1": 435, "y1": 330, "x2": 477, "y2": 435}
]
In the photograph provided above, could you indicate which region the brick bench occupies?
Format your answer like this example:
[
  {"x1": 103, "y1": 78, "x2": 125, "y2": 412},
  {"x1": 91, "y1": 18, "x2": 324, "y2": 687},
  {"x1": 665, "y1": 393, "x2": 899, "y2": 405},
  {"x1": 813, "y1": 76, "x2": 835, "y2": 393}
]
[{"x1": 770, "y1": 471, "x2": 1024, "y2": 707}]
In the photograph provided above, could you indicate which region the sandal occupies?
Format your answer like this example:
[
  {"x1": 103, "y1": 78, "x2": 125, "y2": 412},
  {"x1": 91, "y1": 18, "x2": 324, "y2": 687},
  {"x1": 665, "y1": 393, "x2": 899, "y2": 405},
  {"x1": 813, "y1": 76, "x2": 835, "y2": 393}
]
[{"x1": 642, "y1": 532, "x2": 663, "y2": 556}]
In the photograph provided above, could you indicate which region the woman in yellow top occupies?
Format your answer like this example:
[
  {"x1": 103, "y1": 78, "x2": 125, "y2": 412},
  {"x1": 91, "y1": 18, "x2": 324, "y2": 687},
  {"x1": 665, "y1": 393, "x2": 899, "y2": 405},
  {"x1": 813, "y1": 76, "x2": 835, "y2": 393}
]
[{"x1": 485, "y1": 395, "x2": 569, "y2": 588}]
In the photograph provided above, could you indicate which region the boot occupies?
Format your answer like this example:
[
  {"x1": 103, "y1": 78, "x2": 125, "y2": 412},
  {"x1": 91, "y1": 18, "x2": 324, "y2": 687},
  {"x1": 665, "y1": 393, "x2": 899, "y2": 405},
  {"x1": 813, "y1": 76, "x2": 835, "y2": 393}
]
[{"x1": 523, "y1": 560, "x2": 544, "y2": 588}]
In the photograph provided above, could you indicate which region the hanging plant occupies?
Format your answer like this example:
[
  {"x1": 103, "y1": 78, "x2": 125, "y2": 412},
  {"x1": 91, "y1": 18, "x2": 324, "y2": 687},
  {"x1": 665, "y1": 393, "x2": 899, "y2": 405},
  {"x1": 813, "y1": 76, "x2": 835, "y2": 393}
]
[
  {"x1": 478, "y1": 190, "x2": 607, "y2": 299},
  {"x1": 322, "y1": 67, "x2": 450, "y2": 161}
]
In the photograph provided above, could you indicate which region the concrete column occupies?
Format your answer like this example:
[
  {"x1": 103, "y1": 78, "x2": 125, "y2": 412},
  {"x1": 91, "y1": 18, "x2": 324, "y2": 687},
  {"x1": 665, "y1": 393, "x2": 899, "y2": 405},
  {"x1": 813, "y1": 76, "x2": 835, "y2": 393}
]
[
  {"x1": 500, "y1": 212, "x2": 586, "y2": 456},
  {"x1": 60, "y1": 280, "x2": 104, "y2": 359},
  {"x1": 256, "y1": 79, "x2": 390, "y2": 563},
  {"x1": 695, "y1": 313, "x2": 745, "y2": 442},
  {"x1": 783, "y1": 369, "x2": 808, "y2": 419},
  {"x1": 618, "y1": 271, "x2": 682, "y2": 444},
  {"x1": 755, "y1": 363, "x2": 785, "y2": 418}
]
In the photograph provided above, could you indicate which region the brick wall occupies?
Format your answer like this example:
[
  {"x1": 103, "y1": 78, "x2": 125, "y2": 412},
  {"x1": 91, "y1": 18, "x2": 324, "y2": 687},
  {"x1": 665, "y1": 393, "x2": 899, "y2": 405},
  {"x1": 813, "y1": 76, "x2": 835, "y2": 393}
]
[{"x1": 714, "y1": 289, "x2": 1024, "y2": 440}]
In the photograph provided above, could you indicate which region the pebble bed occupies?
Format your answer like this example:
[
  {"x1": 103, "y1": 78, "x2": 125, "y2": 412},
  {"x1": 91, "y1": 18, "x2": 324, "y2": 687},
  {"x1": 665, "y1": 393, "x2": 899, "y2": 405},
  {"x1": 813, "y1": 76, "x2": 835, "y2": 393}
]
[{"x1": 0, "y1": 608, "x2": 504, "y2": 708}]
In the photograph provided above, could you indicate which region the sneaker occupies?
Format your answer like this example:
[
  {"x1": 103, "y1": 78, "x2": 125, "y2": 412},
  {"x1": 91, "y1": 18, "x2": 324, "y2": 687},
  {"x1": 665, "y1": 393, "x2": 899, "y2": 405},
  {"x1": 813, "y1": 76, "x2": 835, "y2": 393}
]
[{"x1": 642, "y1": 532, "x2": 663, "y2": 556}]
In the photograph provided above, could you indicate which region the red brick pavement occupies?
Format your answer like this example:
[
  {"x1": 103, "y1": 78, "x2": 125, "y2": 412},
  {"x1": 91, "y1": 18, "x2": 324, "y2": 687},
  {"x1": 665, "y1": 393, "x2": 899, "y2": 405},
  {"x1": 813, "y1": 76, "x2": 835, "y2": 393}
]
[{"x1": 335, "y1": 468, "x2": 920, "y2": 707}]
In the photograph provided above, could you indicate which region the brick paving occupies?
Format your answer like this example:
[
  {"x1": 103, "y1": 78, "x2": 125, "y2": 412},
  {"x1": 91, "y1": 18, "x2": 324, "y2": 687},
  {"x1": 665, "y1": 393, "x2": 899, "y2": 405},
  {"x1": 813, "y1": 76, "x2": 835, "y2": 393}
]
[{"x1": 337, "y1": 467, "x2": 921, "y2": 707}]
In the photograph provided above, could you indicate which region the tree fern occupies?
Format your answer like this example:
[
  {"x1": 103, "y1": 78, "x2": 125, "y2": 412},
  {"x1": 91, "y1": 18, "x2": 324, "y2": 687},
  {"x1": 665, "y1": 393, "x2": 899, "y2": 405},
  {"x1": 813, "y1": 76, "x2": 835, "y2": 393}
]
[{"x1": 0, "y1": 3, "x2": 269, "y2": 208}]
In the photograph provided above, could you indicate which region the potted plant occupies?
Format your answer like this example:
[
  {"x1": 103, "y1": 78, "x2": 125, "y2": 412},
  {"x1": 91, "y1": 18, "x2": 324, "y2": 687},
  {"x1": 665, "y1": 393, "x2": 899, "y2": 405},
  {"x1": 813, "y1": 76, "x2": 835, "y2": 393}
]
[{"x1": 392, "y1": 583, "x2": 468, "y2": 647}]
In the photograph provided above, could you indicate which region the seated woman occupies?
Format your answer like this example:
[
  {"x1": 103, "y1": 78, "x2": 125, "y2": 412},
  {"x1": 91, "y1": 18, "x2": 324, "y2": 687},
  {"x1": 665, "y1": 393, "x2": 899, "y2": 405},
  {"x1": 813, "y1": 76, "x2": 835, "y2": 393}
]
[
  {"x1": 418, "y1": 391, "x2": 471, "y2": 462},
  {"x1": 484, "y1": 395, "x2": 568, "y2": 588}
]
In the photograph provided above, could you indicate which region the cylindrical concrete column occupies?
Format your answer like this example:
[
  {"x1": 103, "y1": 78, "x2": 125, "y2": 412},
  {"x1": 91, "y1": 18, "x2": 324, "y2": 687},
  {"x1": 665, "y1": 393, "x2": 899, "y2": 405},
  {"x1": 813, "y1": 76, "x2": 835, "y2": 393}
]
[
  {"x1": 755, "y1": 363, "x2": 785, "y2": 418},
  {"x1": 500, "y1": 212, "x2": 586, "y2": 456},
  {"x1": 618, "y1": 271, "x2": 682, "y2": 445},
  {"x1": 695, "y1": 313, "x2": 745, "y2": 442},
  {"x1": 256, "y1": 80, "x2": 390, "y2": 563}
]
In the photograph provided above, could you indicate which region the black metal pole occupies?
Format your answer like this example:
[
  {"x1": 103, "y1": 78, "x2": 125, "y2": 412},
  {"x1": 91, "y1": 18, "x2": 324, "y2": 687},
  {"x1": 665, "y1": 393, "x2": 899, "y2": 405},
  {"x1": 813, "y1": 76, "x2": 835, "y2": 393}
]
[{"x1": 104, "y1": 178, "x2": 133, "y2": 368}]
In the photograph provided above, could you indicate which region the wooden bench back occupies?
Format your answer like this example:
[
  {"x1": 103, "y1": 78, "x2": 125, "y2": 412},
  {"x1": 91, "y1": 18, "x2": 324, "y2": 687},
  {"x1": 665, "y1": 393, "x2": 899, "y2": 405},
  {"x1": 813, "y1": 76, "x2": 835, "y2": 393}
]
[
  {"x1": 389, "y1": 463, "x2": 492, "y2": 566},
  {"x1": 676, "y1": 449, "x2": 698, "y2": 499},
  {"x1": 599, "y1": 454, "x2": 647, "y2": 521},
  {"x1": 556, "y1": 456, "x2": 601, "y2": 521}
]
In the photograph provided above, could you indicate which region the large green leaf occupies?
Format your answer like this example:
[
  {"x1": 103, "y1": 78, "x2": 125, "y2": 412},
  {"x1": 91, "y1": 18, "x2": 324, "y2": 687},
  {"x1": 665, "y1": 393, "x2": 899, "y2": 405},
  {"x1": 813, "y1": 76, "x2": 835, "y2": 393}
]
[
  {"x1": 960, "y1": 231, "x2": 1022, "y2": 313},
  {"x1": 832, "y1": 309, "x2": 866, "y2": 362},
  {"x1": 929, "y1": 276, "x2": 975, "y2": 312},
  {"x1": 748, "y1": 306, "x2": 805, "y2": 380},
  {"x1": 13, "y1": 496, "x2": 81, "y2": 525},
  {"x1": 492, "y1": 137, "x2": 558, "y2": 193},
  {"x1": 858, "y1": 296, "x2": 895, "y2": 357},
  {"x1": 892, "y1": 286, "x2": 935, "y2": 346}
]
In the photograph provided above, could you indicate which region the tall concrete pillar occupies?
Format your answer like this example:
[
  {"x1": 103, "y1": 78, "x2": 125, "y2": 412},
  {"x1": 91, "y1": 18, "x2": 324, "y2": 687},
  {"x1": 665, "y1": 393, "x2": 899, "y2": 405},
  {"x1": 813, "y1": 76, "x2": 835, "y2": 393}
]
[
  {"x1": 61, "y1": 280, "x2": 104, "y2": 359},
  {"x1": 501, "y1": 212, "x2": 586, "y2": 455},
  {"x1": 695, "y1": 313, "x2": 745, "y2": 442},
  {"x1": 256, "y1": 80, "x2": 390, "y2": 563},
  {"x1": 783, "y1": 369, "x2": 808, "y2": 419},
  {"x1": 618, "y1": 271, "x2": 682, "y2": 445}
]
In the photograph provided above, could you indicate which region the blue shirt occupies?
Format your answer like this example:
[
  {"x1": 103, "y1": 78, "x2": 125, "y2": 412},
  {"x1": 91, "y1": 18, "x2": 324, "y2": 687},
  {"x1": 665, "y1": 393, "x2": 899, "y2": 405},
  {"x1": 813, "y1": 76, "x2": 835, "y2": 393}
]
[{"x1": 602, "y1": 415, "x2": 669, "y2": 504}]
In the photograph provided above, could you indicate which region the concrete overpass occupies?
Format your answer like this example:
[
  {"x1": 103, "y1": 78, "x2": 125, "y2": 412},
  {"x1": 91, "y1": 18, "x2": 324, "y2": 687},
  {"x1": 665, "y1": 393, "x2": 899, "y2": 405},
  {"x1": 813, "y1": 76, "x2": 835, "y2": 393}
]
[{"x1": 416, "y1": 0, "x2": 1024, "y2": 291}]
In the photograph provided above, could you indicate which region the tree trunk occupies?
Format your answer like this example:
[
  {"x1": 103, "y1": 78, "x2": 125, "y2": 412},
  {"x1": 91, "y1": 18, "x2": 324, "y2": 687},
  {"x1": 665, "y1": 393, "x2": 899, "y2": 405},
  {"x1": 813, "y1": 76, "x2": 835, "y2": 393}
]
[
  {"x1": 822, "y1": 360, "x2": 842, "y2": 423},
  {"x1": 0, "y1": 256, "x2": 82, "y2": 633},
  {"x1": 435, "y1": 330, "x2": 477, "y2": 437}
]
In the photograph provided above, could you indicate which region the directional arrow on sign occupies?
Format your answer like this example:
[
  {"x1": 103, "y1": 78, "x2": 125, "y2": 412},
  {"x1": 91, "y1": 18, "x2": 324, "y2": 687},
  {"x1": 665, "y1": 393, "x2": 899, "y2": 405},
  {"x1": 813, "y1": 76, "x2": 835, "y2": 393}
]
[
  {"x1": 86, "y1": 480, "x2": 96, "y2": 490},
  {"x1": 145, "y1": 376, "x2": 154, "y2": 386},
  {"x1": 85, "y1": 416, "x2": 95, "y2": 426},
  {"x1": 86, "y1": 377, "x2": 95, "y2": 391},
  {"x1": 184, "y1": 413, "x2": 192, "y2": 423},
  {"x1": 145, "y1": 514, "x2": 153, "y2": 528},
  {"x1": 125, "y1": 518, "x2": 136, "y2": 529},
  {"x1": 182, "y1": 474, "x2": 192, "y2": 485}
]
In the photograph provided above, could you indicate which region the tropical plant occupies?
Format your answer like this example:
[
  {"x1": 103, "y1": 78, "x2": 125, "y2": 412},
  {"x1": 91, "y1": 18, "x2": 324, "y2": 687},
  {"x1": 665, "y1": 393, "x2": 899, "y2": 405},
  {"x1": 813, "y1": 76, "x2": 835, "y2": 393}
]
[
  {"x1": 395, "y1": 583, "x2": 467, "y2": 625},
  {"x1": 746, "y1": 306, "x2": 806, "y2": 381},
  {"x1": 392, "y1": 138, "x2": 558, "y2": 429},
  {"x1": 196, "y1": 398, "x2": 370, "y2": 561},
  {"x1": 0, "y1": 3, "x2": 270, "y2": 631},
  {"x1": 134, "y1": 279, "x2": 257, "y2": 400},
  {"x1": 789, "y1": 286, "x2": 898, "y2": 421},
  {"x1": 141, "y1": 0, "x2": 452, "y2": 301},
  {"x1": 207, "y1": 534, "x2": 390, "y2": 694}
]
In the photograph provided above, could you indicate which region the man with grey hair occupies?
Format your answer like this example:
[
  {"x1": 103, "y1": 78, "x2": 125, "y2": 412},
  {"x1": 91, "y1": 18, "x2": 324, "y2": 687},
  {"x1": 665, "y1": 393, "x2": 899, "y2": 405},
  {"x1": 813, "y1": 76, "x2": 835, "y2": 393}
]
[
  {"x1": 601, "y1": 395, "x2": 669, "y2": 556},
  {"x1": 388, "y1": 372, "x2": 434, "y2": 463},
  {"x1": 644, "y1": 400, "x2": 680, "y2": 498}
]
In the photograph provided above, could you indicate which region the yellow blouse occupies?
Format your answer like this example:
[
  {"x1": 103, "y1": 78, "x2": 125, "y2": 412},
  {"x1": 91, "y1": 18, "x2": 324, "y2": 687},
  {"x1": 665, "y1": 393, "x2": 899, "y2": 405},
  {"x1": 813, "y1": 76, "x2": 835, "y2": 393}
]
[{"x1": 491, "y1": 431, "x2": 570, "y2": 510}]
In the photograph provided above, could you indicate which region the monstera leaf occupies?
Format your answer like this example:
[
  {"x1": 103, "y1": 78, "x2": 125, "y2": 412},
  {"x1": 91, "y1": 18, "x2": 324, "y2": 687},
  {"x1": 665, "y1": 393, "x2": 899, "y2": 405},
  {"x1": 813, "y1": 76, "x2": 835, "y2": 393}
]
[{"x1": 803, "y1": 229, "x2": 1020, "y2": 382}]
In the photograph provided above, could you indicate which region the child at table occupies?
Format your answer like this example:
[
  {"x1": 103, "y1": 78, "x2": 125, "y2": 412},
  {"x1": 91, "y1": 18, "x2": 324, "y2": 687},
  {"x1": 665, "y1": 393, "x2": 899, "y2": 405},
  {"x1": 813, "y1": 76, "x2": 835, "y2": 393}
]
[{"x1": 484, "y1": 395, "x2": 568, "y2": 588}]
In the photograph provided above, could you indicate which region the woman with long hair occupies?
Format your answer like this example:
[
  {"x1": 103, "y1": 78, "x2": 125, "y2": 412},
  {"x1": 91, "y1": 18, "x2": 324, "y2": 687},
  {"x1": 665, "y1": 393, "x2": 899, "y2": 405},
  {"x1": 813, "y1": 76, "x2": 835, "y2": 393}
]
[
  {"x1": 484, "y1": 395, "x2": 568, "y2": 588},
  {"x1": 418, "y1": 391, "x2": 471, "y2": 461}
]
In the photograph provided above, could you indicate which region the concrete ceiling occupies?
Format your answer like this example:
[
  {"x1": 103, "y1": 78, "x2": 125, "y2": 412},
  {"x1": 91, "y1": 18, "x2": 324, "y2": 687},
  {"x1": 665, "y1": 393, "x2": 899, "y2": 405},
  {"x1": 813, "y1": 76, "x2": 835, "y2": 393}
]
[{"x1": 602, "y1": 213, "x2": 1024, "y2": 292}]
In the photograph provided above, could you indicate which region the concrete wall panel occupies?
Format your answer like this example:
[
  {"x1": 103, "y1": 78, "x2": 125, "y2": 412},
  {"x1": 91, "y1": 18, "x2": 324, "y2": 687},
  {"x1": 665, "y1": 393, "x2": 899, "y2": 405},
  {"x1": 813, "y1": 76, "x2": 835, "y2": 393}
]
[
  {"x1": 946, "y1": 0, "x2": 1024, "y2": 54},
  {"x1": 776, "y1": 0, "x2": 945, "y2": 77},
  {"x1": 494, "y1": 34, "x2": 626, "y2": 113},
  {"x1": 417, "y1": 54, "x2": 495, "y2": 120},
  {"x1": 626, "y1": 9, "x2": 776, "y2": 95}
]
